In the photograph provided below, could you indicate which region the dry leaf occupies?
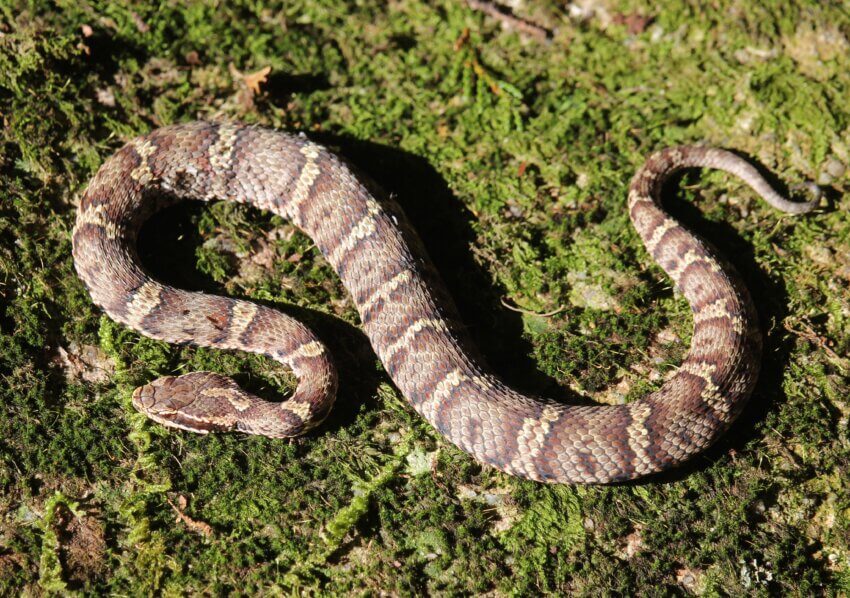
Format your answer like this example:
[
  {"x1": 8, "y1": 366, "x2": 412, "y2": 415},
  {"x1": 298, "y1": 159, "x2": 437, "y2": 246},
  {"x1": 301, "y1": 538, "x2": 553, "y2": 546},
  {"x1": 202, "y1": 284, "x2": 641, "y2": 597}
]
[
  {"x1": 130, "y1": 11, "x2": 149, "y2": 33},
  {"x1": 96, "y1": 88, "x2": 116, "y2": 107},
  {"x1": 612, "y1": 12, "x2": 653, "y2": 34},
  {"x1": 230, "y1": 63, "x2": 272, "y2": 95},
  {"x1": 243, "y1": 65, "x2": 272, "y2": 94},
  {"x1": 52, "y1": 342, "x2": 116, "y2": 384},
  {"x1": 185, "y1": 50, "x2": 201, "y2": 66},
  {"x1": 517, "y1": 161, "x2": 528, "y2": 177}
]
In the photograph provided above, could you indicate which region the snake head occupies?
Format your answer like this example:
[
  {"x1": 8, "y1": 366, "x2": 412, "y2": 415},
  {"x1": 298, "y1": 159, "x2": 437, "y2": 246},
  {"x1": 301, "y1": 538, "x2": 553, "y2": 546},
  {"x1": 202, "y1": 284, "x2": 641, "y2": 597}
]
[{"x1": 132, "y1": 372, "x2": 239, "y2": 434}]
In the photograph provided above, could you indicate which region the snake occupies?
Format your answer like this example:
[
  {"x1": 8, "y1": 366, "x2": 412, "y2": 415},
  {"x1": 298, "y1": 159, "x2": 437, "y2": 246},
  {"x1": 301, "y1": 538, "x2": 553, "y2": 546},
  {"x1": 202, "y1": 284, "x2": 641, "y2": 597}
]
[{"x1": 72, "y1": 121, "x2": 817, "y2": 483}]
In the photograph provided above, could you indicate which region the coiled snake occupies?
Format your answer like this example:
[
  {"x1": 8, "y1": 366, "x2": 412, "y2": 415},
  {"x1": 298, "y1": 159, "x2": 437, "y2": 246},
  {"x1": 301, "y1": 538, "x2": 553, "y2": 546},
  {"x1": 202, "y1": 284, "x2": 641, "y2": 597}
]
[{"x1": 72, "y1": 122, "x2": 816, "y2": 483}]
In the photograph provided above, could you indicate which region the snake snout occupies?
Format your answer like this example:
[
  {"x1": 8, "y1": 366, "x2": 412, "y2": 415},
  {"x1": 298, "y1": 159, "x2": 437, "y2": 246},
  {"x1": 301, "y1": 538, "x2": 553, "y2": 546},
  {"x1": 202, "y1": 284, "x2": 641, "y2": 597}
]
[
  {"x1": 131, "y1": 384, "x2": 156, "y2": 412},
  {"x1": 131, "y1": 376, "x2": 187, "y2": 417},
  {"x1": 130, "y1": 373, "x2": 239, "y2": 434}
]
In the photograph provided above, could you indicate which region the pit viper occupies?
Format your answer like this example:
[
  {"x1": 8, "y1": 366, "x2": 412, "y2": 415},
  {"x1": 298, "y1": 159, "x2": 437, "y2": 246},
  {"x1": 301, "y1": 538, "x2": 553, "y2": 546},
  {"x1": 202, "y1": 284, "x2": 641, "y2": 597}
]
[{"x1": 72, "y1": 121, "x2": 816, "y2": 483}]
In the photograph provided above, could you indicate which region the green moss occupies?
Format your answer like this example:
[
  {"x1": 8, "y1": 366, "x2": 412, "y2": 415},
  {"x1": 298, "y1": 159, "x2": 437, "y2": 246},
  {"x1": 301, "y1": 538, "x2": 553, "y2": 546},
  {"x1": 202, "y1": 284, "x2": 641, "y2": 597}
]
[
  {"x1": 35, "y1": 492, "x2": 81, "y2": 593},
  {"x1": 0, "y1": 0, "x2": 848, "y2": 593}
]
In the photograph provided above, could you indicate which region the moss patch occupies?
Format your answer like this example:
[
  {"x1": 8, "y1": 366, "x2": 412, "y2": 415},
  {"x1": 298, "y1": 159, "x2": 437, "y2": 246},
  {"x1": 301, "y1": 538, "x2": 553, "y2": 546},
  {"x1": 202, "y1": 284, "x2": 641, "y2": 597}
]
[{"x1": 1, "y1": 0, "x2": 848, "y2": 593}]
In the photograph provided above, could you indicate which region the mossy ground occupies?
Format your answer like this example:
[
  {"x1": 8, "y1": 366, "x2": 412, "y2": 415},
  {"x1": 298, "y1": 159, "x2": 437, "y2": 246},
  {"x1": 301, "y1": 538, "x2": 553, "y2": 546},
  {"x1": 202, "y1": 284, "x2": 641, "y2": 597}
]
[{"x1": 1, "y1": 0, "x2": 848, "y2": 594}]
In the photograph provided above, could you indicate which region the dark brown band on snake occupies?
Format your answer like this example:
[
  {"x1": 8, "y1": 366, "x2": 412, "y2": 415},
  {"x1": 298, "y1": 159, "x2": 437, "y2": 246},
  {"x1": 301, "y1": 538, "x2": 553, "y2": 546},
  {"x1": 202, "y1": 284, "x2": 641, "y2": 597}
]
[{"x1": 72, "y1": 122, "x2": 816, "y2": 483}]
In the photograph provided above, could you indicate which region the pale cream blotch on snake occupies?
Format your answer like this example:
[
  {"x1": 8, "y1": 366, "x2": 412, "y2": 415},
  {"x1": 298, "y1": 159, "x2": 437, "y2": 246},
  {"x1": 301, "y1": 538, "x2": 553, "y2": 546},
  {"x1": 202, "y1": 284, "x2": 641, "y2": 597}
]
[{"x1": 72, "y1": 122, "x2": 817, "y2": 483}]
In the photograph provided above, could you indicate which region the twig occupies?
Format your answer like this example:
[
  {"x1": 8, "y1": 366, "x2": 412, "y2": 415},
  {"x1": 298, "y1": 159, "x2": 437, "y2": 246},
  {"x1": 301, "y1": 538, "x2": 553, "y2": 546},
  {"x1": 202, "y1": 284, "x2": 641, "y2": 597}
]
[
  {"x1": 166, "y1": 496, "x2": 214, "y2": 538},
  {"x1": 500, "y1": 296, "x2": 564, "y2": 317},
  {"x1": 783, "y1": 318, "x2": 848, "y2": 372},
  {"x1": 466, "y1": 0, "x2": 552, "y2": 42}
]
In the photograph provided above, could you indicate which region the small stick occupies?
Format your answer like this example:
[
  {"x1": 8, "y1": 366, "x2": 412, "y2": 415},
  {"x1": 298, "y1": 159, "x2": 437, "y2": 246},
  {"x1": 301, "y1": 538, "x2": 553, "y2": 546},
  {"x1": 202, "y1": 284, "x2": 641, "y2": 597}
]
[
  {"x1": 166, "y1": 496, "x2": 214, "y2": 537},
  {"x1": 783, "y1": 318, "x2": 847, "y2": 372},
  {"x1": 466, "y1": 0, "x2": 552, "y2": 42},
  {"x1": 501, "y1": 296, "x2": 565, "y2": 318}
]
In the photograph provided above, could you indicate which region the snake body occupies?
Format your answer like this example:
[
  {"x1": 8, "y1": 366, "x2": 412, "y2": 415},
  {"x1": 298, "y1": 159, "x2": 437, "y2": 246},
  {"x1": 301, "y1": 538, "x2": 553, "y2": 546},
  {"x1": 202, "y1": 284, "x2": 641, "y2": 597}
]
[{"x1": 72, "y1": 122, "x2": 815, "y2": 483}]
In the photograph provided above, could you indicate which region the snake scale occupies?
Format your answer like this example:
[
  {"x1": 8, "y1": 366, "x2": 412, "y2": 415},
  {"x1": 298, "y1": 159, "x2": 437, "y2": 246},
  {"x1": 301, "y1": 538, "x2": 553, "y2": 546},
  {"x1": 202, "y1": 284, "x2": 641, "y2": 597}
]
[{"x1": 72, "y1": 121, "x2": 816, "y2": 483}]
